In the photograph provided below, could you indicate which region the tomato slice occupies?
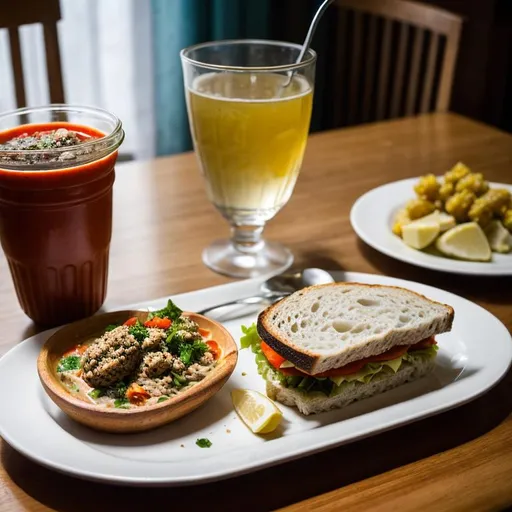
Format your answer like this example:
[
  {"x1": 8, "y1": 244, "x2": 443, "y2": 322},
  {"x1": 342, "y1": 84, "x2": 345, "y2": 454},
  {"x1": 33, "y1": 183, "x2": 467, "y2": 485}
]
[
  {"x1": 409, "y1": 336, "x2": 437, "y2": 351},
  {"x1": 280, "y1": 367, "x2": 308, "y2": 376},
  {"x1": 199, "y1": 328, "x2": 211, "y2": 339},
  {"x1": 123, "y1": 316, "x2": 138, "y2": 327},
  {"x1": 260, "y1": 342, "x2": 307, "y2": 376},
  {"x1": 367, "y1": 344, "x2": 408, "y2": 362},
  {"x1": 259, "y1": 336, "x2": 436, "y2": 379},
  {"x1": 63, "y1": 344, "x2": 87, "y2": 357},
  {"x1": 314, "y1": 360, "x2": 368, "y2": 377},
  {"x1": 144, "y1": 317, "x2": 172, "y2": 329},
  {"x1": 206, "y1": 340, "x2": 221, "y2": 360},
  {"x1": 260, "y1": 342, "x2": 286, "y2": 369}
]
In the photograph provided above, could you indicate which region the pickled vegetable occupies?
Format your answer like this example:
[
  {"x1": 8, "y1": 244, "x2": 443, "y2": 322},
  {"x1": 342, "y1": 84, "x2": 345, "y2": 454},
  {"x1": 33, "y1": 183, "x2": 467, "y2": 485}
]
[
  {"x1": 392, "y1": 208, "x2": 411, "y2": 236},
  {"x1": 438, "y1": 182, "x2": 454, "y2": 203},
  {"x1": 405, "y1": 198, "x2": 436, "y2": 220},
  {"x1": 468, "y1": 201, "x2": 493, "y2": 228},
  {"x1": 444, "y1": 190, "x2": 476, "y2": 222},
  {"x1": 414, "y1": 174, "x2": 440, "y2": 201},
  {"x1": 501, "y1": 210, "x2": 512, "y2": 232},
  {"x1": 455, "y1": 172, "x2": 489, "y2": 197},
  {"x1": 473, "y1": 189, "x2": 511, "y2": 215},
  {"x1": 444, "y1": 162, "x2": 470, "y2": 185}
]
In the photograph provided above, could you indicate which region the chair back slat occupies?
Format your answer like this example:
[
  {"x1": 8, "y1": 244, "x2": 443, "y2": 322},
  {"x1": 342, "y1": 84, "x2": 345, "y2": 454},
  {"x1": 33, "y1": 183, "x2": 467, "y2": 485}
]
[
  {"x1": 421, "y1": 32, "x2": 440, "y2": 113},
  {"x1": 376, "y1": 18, "x2": 393, "y2": 121},
  {"x1": 3, "y1": 0, "x2": 64, "y2": 108},
  {"x1": 436, "y1": 26, "x2": 461, "y2": 111},
  {"x1": 406, "y1": 27, "x2": 425, "y2": 116},
  {"x1": 333, "y1": 0, "x2": 463, "y2": 127},
  {"x1": 332, "y1": 8, "x2": 347, "y2": 127},
  {"x1": 362, "y1": 15, "x2": 378, "y2": 123},
  {"x1": 43, "y1": 22, "x2": 65, "y2": 104},
  {"x1": 8, "y1": 27, "x2": 26, "y2": 109},
  {"x1": 347, "y1": 10, "x2": 363, "y2": 125},
  {"x1": 390, "y1": 23, "x2": 409, "y2": 118}
]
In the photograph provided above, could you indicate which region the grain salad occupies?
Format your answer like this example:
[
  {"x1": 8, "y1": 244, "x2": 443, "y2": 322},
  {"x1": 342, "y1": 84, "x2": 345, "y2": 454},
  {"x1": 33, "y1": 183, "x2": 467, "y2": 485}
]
[{"x1": 56, "y1": 300, "x2": 221, "y2": 409}]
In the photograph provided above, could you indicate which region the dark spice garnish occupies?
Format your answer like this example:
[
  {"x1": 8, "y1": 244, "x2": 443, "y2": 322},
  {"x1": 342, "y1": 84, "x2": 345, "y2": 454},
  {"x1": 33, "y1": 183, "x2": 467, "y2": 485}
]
[
  {"x1": 1, "y1": 129, "x2": 85, "y2": 151},
  {"x1": 0, "y1": 127, "x2": 105, "y2": 166}
]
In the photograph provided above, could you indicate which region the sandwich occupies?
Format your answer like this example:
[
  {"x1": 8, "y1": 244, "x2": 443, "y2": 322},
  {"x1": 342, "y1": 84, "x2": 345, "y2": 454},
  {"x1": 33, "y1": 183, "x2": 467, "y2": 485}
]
[{"x1": 241, "y1": 283, "x2": 454, "y2": 415}]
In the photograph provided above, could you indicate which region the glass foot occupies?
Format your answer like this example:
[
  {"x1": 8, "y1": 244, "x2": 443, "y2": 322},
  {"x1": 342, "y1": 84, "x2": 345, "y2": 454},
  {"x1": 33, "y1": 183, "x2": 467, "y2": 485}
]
[{"x1": 202, "y1": 239, "x2": 294, "y2": 279}]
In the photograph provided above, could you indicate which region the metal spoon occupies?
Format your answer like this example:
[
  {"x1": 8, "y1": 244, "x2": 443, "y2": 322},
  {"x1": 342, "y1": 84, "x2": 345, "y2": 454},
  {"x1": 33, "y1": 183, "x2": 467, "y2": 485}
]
[
  {"x1": 282, "y1": 0, "x2": 335, "y2": 87},
  {"x1": 197, "y1": 268, "x2": 334, "y2": 315}
]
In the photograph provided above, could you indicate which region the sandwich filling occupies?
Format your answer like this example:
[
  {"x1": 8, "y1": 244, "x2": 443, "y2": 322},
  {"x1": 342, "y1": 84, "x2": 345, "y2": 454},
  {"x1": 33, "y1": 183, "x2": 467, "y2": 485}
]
[{"x1": 241, "y1": 324, "x2": 438, "y2": 397}]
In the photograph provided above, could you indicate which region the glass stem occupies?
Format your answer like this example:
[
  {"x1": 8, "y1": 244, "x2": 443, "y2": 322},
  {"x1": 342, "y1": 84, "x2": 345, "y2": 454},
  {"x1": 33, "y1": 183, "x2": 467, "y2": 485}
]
[{"x1": 231, "y1": 224, "x2": 265, "y2": 254}]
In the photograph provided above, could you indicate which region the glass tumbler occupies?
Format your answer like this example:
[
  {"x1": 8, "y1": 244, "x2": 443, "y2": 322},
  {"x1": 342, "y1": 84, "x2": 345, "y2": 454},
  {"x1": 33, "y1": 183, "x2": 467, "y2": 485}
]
[{"x1": 181, "y1": 40, "x2": 316, "y2": 278}]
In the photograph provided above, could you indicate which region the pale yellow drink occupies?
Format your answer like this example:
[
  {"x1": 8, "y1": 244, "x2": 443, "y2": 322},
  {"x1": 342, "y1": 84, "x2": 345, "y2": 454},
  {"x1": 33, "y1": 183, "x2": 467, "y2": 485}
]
[{"x1": 187, "y1": 72, "x2": 313, "y2": 220}]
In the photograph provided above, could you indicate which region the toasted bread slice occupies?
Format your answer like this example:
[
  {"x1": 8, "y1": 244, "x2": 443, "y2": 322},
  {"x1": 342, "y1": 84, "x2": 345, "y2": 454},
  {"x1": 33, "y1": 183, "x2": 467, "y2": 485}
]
[{"x1": 257, "y1": 283, "x2": 453, "y2": 375}]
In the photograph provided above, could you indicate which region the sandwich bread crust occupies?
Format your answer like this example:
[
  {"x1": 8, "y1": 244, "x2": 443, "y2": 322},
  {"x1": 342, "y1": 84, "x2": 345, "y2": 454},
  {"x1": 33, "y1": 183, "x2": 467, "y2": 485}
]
[{"x1": 257, "y1": 282, "x2": 453, "y2": 375}]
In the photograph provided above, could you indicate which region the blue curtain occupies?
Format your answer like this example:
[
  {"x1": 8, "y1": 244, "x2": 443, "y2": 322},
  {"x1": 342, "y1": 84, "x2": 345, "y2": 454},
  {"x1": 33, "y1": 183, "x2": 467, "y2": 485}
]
[
  {"x1": 151, "y1": 0, "x2": 329, "y2": 156},
  {"x1": 151, "y1": 0, "x2": 271, "y2": 156}
]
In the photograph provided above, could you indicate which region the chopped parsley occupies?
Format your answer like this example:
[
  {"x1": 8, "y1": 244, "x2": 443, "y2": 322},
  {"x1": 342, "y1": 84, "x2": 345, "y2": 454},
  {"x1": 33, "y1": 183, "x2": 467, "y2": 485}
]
[
  {"x1": 114, "y1": 397, "x2": 129, "y2": 408},
  {"x1": 179, "y1": 339, "x2": 208, "y2": 366},
  {"x1": 157, "y1": 396, "x2": 169, "y2": 403},
  {"x1": 149, "y1": 299, "x2": 182, "y2": 322},
  {"x1": 165, "y1": 322, "x2": 208, "y2": 366},
  {"x1": 196, "y1": 438, "x2": 212, "y2": 448},
  {"x1": 88, "y1": 388, "x2": 105, "y2": 399},
  {"x1": 114, "y1": 381, "x2": 128, "y2": 399},
  {"x1": 57, "y1": 355, "x2": 81, "y2": 373},
  {"x1": 128, "y1": 321, "x2": 149, "y2": 342},
  {"x1": 172, "y1": 372, "x2": 187, "y2": 389},
  {"x1": 105, "y1": 324, "x2": 118, "y2": 332}
]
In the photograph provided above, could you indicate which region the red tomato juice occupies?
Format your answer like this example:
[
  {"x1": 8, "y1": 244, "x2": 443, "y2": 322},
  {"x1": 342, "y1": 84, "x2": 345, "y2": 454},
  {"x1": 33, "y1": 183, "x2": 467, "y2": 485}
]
[{"x1": 0, "y1": 121, "x2": 121, "y2": 326}]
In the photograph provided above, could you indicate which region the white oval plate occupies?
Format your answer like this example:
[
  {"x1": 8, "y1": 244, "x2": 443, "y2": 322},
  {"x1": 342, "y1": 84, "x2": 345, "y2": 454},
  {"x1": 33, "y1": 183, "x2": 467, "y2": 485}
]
[
  {"x1": 350, "y1": 178, "x2": 512, "y2": 276},
  {"x1": 0, "y1": 271, "x2": 510, "y2": 486}
]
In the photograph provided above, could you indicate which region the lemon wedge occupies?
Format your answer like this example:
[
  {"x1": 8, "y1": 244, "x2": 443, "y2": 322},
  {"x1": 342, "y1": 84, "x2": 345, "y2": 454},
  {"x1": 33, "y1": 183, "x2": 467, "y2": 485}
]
[
  {"x1": 231, "y1": 389, "x2": 282, "y2": 434},
  {"x1": 401, "y1": 218, "x2": 440, "y2": 249},
  {"x1": 436, "y1": 222, "x2": 492, "y2": 261},
  {"x1": 418, "y1": 211, "x2": 456, "y2": 232},
  {"x1": 484, "y1": 220, "x2": 512, "y2": 253}
]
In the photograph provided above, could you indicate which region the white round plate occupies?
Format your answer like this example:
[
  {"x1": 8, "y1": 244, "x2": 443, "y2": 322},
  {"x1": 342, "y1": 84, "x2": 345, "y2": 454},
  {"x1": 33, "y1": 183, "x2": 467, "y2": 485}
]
[
  {"x1": 0, "y1": 272, "x2": 511, "y2": 486},
  {"x1": 350, "y1": 178, "x2": 512, "y2": 276}
]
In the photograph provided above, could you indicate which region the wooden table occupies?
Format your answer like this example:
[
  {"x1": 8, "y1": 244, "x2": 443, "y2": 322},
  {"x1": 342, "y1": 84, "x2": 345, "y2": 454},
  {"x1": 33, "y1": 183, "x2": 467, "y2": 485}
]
[{"x1": 0, "y1": 113, "x2": 511, "y2": 511}]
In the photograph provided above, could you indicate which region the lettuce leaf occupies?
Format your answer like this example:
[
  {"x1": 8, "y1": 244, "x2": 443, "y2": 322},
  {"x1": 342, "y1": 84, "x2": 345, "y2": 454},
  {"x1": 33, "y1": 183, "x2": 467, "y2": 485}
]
[
  {"x1": 240, "y1": 323, "x2": 261, "y2": 352},
  {"x1": 240, "y1": 324, "x2": 439, "y2": 397}
]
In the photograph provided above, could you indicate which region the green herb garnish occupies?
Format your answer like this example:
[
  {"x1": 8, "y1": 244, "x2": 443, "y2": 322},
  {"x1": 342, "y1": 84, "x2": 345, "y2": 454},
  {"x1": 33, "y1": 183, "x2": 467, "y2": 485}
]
[
  {"x1": 88, "y1": 388, "x2": 105, "y2": 399},
  {"x1": 157, "y1": 396, "x2": 169, "y2": 403},
  {"x1": 114, "y1": 381, "x2": 128, "y2": 399},
  {"x1": 149, "y1": 299, "x2": 183, "y2": 322},
  {"x1": 128, "y1": 321, "x2": 149, "y2": 342},
  {"x1": 105, "y1": 324, "x2": 118, "y2": 332},
  {"x1": 179, "y1": 339, "x2": 208, "y2": 366},
  {"x1": 196, "y1": 438, "x2": 212, "y2": 448},
  {"x1": 57, "y1": 355, "x2": 81, "y2": 373},
  {"x1": 114, "y1": 397, "x2": 129, "y2": 409}
]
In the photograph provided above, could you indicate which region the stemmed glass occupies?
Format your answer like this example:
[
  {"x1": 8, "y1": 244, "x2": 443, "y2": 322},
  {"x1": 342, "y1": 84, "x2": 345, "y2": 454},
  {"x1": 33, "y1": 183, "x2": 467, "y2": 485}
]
[{"x1": 181, "y1": 40, "x2": 316, "y2": 278}]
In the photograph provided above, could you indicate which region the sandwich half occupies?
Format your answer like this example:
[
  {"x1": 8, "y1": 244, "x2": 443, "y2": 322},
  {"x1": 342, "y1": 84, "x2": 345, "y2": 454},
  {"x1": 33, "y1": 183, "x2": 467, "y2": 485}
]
[{"x1": 241, "y1": 282, "x2": 454, "y2": 415}]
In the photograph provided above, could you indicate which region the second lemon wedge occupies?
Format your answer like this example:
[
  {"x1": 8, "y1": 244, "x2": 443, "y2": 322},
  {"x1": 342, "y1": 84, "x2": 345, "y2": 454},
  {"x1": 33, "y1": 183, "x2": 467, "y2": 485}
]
[
  {"x1": 231, "y1": 389, "x2": 282, "y2": 434},
  {"x1": 436, "y1": 222, "x2": 492, "y2": 261},
  {"x1": 401, "y1": 219, "x2": 440, "y2": 249},
  {"x1": 484, "y1": 220, "x2": 512, "y2": 254}
]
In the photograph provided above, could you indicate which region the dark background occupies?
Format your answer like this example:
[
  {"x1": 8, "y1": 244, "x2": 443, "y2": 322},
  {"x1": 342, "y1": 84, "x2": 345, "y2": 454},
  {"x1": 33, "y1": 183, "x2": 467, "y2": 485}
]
[
  {"x1": 423, "y1": 0, "x2": 512, "y2": 134},
  {"x1": 267, "y1": 0, "x2": 512, "y2": 135}
]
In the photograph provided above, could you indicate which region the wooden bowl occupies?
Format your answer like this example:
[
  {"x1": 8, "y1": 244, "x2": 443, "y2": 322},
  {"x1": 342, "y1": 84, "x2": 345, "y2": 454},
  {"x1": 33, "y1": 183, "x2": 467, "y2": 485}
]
[{"x1": 37, "y1": 310, "x2": 238, "y2": 433}]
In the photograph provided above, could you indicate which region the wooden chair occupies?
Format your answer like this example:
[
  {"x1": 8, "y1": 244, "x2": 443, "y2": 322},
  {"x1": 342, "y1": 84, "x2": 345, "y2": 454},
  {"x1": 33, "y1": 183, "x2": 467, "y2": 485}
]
[
  {"x1": 1, "y1": 0, "x2": 65, "y2": 108},
  {"x1": 331, "y1": 0, "x2": 463, "y2": 127}
]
